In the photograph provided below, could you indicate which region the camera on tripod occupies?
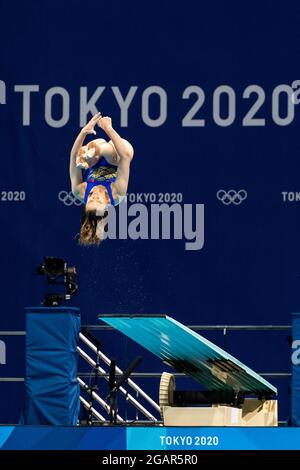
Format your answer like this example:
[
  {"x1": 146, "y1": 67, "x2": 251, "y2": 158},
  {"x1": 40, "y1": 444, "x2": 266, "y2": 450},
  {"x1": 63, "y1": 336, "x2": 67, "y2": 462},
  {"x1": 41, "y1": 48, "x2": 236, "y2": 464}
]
[{"x1": 36, "y1": 257, "x2": 79, "y2": 306}]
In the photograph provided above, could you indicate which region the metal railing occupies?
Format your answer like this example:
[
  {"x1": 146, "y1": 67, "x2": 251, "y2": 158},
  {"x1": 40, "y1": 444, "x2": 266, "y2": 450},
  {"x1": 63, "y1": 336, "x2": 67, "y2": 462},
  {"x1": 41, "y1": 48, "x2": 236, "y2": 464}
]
[
  {"x1": 0, "y1": 324, "x2": 292, "y2": 335},
  {"x1": 78, "y1": 332, "x2": 159, "y2": 423},
  {"x1": 0, "y1": 324, "x2": 292, "y2": 381},
  {"x1": 0, "y1": 324, "x2": 292, "y2": 425}
]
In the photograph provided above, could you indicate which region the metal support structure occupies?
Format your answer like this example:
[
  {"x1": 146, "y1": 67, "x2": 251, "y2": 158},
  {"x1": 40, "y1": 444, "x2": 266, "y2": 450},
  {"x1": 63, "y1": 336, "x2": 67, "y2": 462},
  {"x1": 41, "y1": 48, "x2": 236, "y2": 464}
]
[
  {"x1": 78, "y1": 377, "x2": 124, "y2": 422},
  {"x1": 77, "y1": 346, "x2": 158, "y2": 422},
  {"x1": 79, "y1": 396, "x2": 105, "y2": 422},
  {"x1": 80, "y1": 332, "x2": 160, "y2": 413},
  {"x1": 0, "y1": 324, "x2": 292, "y2": 426}
]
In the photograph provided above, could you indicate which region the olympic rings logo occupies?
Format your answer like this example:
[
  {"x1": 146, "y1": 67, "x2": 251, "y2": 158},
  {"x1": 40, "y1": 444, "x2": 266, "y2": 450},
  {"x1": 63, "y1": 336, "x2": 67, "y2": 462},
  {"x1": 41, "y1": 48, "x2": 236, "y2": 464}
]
[
  {"x1": 216, "y1": 189, "x2": 247, "y2": 205},
  {"x1": 58, "y1": 191, "x2": 83, "y2": 206}
]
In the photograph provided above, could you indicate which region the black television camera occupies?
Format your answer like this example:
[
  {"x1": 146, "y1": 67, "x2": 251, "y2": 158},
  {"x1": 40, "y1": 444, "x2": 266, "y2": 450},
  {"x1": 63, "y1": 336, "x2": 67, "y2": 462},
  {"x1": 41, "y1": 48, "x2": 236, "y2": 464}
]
[{"x1": 36, "y1": 257, "x2": 79, "y2": 306}]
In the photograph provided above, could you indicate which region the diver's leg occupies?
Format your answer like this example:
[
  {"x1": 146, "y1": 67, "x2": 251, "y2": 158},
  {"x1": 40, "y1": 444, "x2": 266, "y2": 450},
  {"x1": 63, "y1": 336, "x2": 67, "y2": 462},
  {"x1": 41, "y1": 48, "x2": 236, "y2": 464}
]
[{"x1": 114, "y1": 153, "x2": 133, "y2": 196}]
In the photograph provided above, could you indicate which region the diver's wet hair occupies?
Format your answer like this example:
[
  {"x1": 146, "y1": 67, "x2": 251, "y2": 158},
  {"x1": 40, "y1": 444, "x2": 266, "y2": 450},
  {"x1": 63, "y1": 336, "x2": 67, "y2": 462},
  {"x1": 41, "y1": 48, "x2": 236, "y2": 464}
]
[{"x1": 79, "y1": 208, "x2": 108, "y2": 246}]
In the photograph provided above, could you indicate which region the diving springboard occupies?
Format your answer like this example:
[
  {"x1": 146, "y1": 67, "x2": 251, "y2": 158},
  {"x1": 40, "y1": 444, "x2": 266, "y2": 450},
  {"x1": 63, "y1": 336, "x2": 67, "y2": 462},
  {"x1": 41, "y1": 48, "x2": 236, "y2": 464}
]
[{"x1": 98, "y1": 314, "x2": 277, "y2": 396}]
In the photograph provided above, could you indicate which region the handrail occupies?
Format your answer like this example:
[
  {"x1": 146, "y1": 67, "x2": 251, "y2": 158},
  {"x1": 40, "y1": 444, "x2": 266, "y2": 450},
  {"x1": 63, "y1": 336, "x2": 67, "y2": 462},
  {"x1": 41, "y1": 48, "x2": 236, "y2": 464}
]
[
  {"x1": 0, "y1": 331, "x2": 26, "y2": 335},
  {"x1": 0, "y1": 324, "x2": 292, "y2": 336},
  {"x1": 0, "y1": 326, "x2": 292, "y2": 382},
  {"x1": 0, "y1": 372, "x2": 292, "y2": 382},
  {"x1": 76, "y1": 372, "x2": 292, "y2": 378},
  {"x1": 80, "y1": 332, "x2": 160, "y2": 413},
  {"x1": 77, "y1": 346, "x2": 158, "y2": 422},
  {"x1": 1, "y1": 325, "x2": 292, "y2": 427},
  {"x1": 84, "y1": 324, "x2": 292, "y2": 331},
  {"x1": 79, "y1": 396, "x2": 105, "y2": 422},
  {"x1": 78, "y1": 377, "x2": 124, "y2": 422}
]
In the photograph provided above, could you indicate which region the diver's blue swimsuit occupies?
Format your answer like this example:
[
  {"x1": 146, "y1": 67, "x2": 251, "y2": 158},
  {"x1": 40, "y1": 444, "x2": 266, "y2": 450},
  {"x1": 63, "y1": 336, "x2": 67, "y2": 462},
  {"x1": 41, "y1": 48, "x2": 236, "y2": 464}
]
[{"x1": 83, "y1": 157, "x2": 118, "y2": 206}]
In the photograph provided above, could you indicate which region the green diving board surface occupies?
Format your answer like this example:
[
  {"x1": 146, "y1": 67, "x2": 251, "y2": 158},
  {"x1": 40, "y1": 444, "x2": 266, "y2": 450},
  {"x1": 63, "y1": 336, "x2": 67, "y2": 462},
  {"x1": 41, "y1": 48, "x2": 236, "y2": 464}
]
[{"x1": 98, "y1": 314, "x2": 277, "y2": 396}]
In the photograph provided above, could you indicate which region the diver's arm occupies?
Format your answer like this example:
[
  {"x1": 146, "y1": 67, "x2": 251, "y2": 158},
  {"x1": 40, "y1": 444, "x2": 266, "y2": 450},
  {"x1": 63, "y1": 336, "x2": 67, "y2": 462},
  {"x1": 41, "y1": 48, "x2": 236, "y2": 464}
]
[
  {"x1": 69, "y1": 113, "x2": 100, "y2": 191},
  {"x1": 69, "y1": 130, "x2": 86, "y2": 190}
]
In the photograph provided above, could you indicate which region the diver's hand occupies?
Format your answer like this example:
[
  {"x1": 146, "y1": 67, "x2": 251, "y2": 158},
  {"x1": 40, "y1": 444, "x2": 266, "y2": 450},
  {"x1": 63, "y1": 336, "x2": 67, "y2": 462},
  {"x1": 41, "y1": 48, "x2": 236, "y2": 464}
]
[
  {"x1": 81, "y1": 112, "x2": 101, "y2": 136},
  {"x1": 98, "y1": 115, "x2": 112, "y2": 132}
]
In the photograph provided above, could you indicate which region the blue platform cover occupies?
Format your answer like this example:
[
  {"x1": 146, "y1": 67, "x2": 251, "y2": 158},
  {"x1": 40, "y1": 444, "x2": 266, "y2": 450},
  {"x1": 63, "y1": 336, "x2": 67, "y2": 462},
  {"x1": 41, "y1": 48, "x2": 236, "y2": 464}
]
[
  {"x1": 292, "y1": 312, "x2": 300, "y2": 426},
  {"x1": 23, "y1": 307, "x2": 81, "y2": 425}
]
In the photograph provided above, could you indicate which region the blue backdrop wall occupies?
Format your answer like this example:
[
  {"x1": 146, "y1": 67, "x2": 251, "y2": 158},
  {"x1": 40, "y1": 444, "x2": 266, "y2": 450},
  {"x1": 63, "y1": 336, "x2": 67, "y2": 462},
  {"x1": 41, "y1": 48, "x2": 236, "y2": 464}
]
[{"x1": 0, "y1": 0, "x2": 299, "y2": 423}]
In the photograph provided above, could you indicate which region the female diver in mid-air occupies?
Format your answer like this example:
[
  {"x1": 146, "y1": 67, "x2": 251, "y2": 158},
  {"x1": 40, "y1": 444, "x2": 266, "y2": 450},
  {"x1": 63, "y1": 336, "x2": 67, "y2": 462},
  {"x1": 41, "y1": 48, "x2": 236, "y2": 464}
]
[{"x1": 69, "y1": 112, "x2": 134, "y2": 245}]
